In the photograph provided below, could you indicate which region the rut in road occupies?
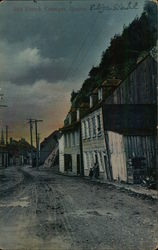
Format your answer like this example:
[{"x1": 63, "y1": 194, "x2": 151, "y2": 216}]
[{"x1": 0, "y1": 170, "x2": 158, "y2": 250}]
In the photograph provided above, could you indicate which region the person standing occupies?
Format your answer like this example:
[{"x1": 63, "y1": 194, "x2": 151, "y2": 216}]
[{"x1": 95, "y1": 162, "x2": 99, "y2": 179}]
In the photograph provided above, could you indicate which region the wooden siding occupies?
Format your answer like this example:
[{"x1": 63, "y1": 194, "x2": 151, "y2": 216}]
[
  {"x1": 105, "y1": 56, "x2": 157, "y2": 105},
  {"x1": 102, "y1": 104, "x2": 156, "y2": 133},
  {"x1": 123, "y1": 135, "x2": 156, "y2": 173},
  {"x1": 107, "y1": 131, "x2": 127, "y2": 182},
  {"x1": 107, "y1": 132, "x2": 156, "y2": 183},
  {"x1": 102, "y1": 56, "x2": 157, "y2": 183}
]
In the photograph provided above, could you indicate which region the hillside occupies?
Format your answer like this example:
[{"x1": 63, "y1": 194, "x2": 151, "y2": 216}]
[{"x1": 70, "y1": 1, "x2": 157, "y2": 108}]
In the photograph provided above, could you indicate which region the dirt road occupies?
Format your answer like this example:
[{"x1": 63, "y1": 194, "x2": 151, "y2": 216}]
[{"x1": 0, "y1": 167, "x2": 157, "y2": 250}]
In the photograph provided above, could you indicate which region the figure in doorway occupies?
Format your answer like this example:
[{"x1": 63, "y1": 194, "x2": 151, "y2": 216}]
[
  {"x1": 89, "y1": 167, "x2": 93, "y2": 180},
  {"x1": 93, "y1": 162, "x2": 99, "y2": 179}
]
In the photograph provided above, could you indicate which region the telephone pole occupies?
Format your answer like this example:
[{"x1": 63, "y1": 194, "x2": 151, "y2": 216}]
[
  {"x1": 35, "y1": 119, "x2": 43, "y2": 167},
  {"x1": 27, "y1": 118, "x2": 43, "y2": 167},
  {"x1": 6, "y1": 125, "x2": 8, "y2": 145},
  {"x1": 27, "y1": 119, "x2": 34, "y2": 167},
  {"x1": 0, "y1": 90, "x2": 8, "y2": 168},
  {"x1": 5, "y1": 125, "x2": 9, "y2": 167}
]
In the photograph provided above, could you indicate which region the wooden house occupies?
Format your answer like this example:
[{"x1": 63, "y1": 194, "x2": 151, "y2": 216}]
[{"x1": 102, "y1": 54, "x2": 157, "y2": 183}]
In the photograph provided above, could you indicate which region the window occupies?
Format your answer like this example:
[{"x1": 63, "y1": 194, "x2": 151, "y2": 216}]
[
  {"x1": 84, "y1": 121, "x2": 87, "y2": 138},
  {"x1": 77, "y1": 109, "x2": 80, "y2": 121},
  {"x1": 88, "y1": 119, "x2": 91, "y2": 138},
  {"x1": 96, "y1": 114, "x2": 101, "y2": 135},
  {"x1": 76, "y1": 130, "x2": 79, "y2": 145},
  {"x1": 68, "y1": 114, "x2": 72, "y2": 124},
  {"x1": 68, "y1": 133, "x2": 71, "y2": 147},
  {"x1": 92, "y1": 117, "x2": 96, "y2": 137},
  {"x1": 72, "y1": 132, "x2": 75, "y2": 146},
  {"x1": 82, "y1": 121, "x2": 86, "y2": 139},
  {"x1": 64, "y1": 134, "x2": 67, "y2": 147},
  {"x1": 86, "y1": 119, "x2": 90, "y2": 138},
  {"x1": 82, "y1": 121, "x2": 87, "y2": 139},
  {"x1": 90, "y1": 96, "x2": 93, "y2": 108},
  {"x1": 98, "y1": 88, "x2": 103, "y2": 101}
]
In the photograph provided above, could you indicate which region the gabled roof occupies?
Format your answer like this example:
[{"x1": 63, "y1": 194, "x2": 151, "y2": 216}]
[
  {"x1": 60, "y1": 121, "x2": 80, "y2": 132},
  {"x1": 40, "y1": 130, "x2": 59, "y2": 146}
]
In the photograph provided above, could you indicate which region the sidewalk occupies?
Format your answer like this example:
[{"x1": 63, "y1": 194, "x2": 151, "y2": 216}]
[
  {"x1": 56, "y1": 170, "x2": 158, "y2": 201},
  {"x1": 102, "y1": 180, "x2": 158, "y2": 201}
]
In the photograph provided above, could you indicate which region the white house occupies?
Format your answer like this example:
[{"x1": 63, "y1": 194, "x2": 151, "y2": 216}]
[
  {"x1": 59, "y1": 107, "x2": 83, "y2": 175},
  {"x1": 81, "y1": 87, "x2": 111, "y2": 180}
]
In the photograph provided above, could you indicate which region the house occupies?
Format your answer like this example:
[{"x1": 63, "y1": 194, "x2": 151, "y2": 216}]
[
  {"x1": 0, "y1": 129, "x2": 8, "y2": 167},
  {"x1": 8, "y1": 138, "x2": 32, "y2": 166},
  {"x1": 59, "y1": 107, "x2": 82, "y2": 175},
  {"x1": 0, "y1": 145, "x2": 8, "y2": 167},
  {"x1": 58, "y1": 133, "x2": 65, "y2": 173},
  {"x1": 81, "y1": 79, "x2": 120, "y2": 180},
  {"x1": 40, "y1": 130, "x2": 60, "y2": 166},
  {"x1": 59, "y1": 101, "x2": 89, "y2": 175},
  {"x1": 60, "y1": 121, "x2": 81, "y2": 175},
  {"x1": 102, "y1": 54, "x2": 157, "y2": 184}
]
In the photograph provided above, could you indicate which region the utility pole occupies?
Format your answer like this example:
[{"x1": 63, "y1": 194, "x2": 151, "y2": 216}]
[
  {"x1": 37, "y1": 133, "x2": 40, "y2": 165},
  {"x1": 27, "y1": 119, "x2": 34, "y2": 167},
  {"x1": 5, "y1": 125, "x2": 9, "y2": 167},
  {"x1": 6, "y1": 125, "x2": 8, "y2": 145},
  {"x1": 35, "y1": 119, "x2": 43, "y2": 167},
  {"x1": 0, "y1": 90, "x2": 8, "y2": 168},
  {"x1": 27, "y1": 118, "x2": 43, "y2": 167}
]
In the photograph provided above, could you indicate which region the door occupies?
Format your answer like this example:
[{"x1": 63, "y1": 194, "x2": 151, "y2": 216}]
[{"x1": 77, "y1": 154, "x2": 81, "y2": 175}]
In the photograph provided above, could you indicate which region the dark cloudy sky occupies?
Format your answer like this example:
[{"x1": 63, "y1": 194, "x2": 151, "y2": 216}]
[{"x1": 0, "y1": 0, "x2": 145, "y2": 144}]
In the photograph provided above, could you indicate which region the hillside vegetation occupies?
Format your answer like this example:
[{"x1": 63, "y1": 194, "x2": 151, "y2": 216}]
[{"x1": 71, "y1": 1, "x2": 157, "y2": 107}]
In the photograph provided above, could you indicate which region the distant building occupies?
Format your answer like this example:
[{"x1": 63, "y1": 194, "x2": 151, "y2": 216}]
[
  {"x1": 58, "y1": 134, "x2": 65, "y2": 173},
  {"x1": 0, "y1": 145, "x2": 8, "y2": 167},
  {"x1": 40, "y1": 130, "x2": 60, "y2": 166},
  {"x1": 0, "y1": 129, "x2": 8, "y2": 167},
  {"x1": 8, "y1": 138, "x2": 32, "y2": 166}
]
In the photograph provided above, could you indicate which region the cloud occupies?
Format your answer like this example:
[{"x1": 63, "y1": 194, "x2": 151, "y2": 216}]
[
  {"x1": 0, "y1": 40, "x2": 71, "y2": 85},
  {"x1": 1, "y1": 79, "x2": 71, "y2": 140},
  {"x1": 0, "y1": 0, "x2": 146, "y2": 140},
  {"x1": 0, "y1": 0, "x2": 146, "y2": 87}
]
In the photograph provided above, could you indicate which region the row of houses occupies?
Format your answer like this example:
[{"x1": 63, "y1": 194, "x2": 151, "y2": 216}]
[
  {"x1": 58, "y1": 53, "x2": 157, "y2": 184},
  {"x1": 0, "y1": 135, "x2": 32, "y2": 168}
]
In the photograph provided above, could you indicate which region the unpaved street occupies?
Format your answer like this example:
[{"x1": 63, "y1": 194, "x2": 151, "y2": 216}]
[{"x1": 0, "y1": 167, "x2": 157, "y2": 250}]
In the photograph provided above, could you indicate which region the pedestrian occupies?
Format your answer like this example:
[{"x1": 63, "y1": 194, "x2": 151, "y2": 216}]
[
  {"x1": 89, "y1": 168, "x2": 93, "y2": 180},
  {"x1": 93, "y1": 162, "x2": 99, "y2": 179}
]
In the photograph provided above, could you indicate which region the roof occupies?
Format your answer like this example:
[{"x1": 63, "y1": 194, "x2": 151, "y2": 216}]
[
  {"x1": 81, "y1": 52, "x2": 157, "y2": 120},
  {"x1": 101, "y1": 79, "x2": 121, "y2": 87},
  {"x1": 40, "y1": 130, "x2": 59, "y2": 146},
  {"x1": 60, "y1": 121, "x2": 80, "y2": 133}
]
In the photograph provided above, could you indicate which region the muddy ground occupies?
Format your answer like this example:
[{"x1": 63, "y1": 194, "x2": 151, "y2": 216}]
[{"x1": 0, "y1": 166, "x2": 157, "y2": 250}]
